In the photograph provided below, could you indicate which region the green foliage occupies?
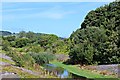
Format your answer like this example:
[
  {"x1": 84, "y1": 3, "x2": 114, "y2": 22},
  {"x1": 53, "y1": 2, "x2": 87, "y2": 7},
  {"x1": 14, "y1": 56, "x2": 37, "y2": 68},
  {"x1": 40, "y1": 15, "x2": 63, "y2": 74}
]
[
  {"x1": 14, "y1": 38, "x2": 30, "y2": 48},
  {"x1": 37, "y1": 34, "x2": 58, "y2": 47},
  {"x1": 18, "y1": 31, "x2": 26, "y2": 38},
  {"x1": 2, "y1": 40, "x2": 10, "y2": 51},
  {"x1": 69, "y1": 44, "x2": 94, "y2": 65},
  {"x1": 7, "y1": 51, "x2": 35, "y2": 68},
  {"x1": 51, "y1": 39, "x2": 70, "y2": 54},
  {"x1": 16, "y1": 31, "x2": 70, "y2": 54},
  {"x1": 69, "y1": 27, "x2": 108, "y2": 65},
  {"x1": 28, "y1": 44, "x2": 44, "y2": 53},
  {"x1": 26, "y1": 31, "x2": 35, "y2": 39},
  {"x1": 3, "y1": 36, "x2": 16, "y2": 42},
  {"x1": 2, "y1": 30, "x2": 69, "y2": 54},
  {"x1": 30, "y1": 52, "x2": 56, "y2": 65},
  {"x1": 69, "y1": 1, "x2": 120, "y2": 65}
]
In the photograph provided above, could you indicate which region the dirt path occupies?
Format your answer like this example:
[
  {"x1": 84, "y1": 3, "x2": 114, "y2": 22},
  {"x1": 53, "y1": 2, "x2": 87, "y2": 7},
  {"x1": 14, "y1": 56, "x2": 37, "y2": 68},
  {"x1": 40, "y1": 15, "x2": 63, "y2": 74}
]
[
  {"x1": 0, "y1": 53, "x2": 14, "y2": 63},
  {"x1": 0, "y1": 53, "x2": 41, "y2": 78},
  {"x1": 85, "y1": 64, "x2": 120, "y2": 77}
]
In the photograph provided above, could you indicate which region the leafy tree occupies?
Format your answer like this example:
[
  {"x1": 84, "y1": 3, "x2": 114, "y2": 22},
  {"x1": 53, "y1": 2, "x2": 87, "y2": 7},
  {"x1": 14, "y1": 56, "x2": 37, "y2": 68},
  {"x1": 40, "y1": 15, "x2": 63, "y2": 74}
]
[
  {"x1": 69, "y1": 1, "x2": 120, "y2": 65},
  {"x1": 18, "y1": 31, "x2": 26, "y2": 38},
  {"x1": 3, "y1": 36, "x2": 16, "y2": 42},
  {"x1": 14, "y1": 38, "x2": 30, "y2": 48}
]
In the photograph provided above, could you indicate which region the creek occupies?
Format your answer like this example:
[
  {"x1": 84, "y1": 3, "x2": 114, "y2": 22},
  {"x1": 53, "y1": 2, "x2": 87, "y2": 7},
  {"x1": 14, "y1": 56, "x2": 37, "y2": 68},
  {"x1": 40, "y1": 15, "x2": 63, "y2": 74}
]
[{"x1": 43, "y1": 64, "x2": 87, "y2": 79}]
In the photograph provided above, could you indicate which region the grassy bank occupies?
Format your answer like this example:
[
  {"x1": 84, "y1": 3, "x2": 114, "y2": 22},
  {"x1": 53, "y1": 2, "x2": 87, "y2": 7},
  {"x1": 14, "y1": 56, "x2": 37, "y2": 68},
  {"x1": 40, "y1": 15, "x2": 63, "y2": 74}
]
[
  {"x1": 0, "y1": 58, "x2": 15, "y2": 65},
  {"x1": 51, "y1": 61, "x2": 116, "y2": 79}
]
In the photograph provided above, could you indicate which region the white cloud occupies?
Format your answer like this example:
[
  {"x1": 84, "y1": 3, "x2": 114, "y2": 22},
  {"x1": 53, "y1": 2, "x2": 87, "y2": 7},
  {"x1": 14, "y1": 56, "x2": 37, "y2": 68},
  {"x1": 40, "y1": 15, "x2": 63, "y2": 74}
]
[
  {"x1": 2, "y1": 8, "x2": 40, "y2": 12},
  {"x1": 36, "y1": 10, "x2": 76, "y2": 19},
  {"x1": 3, "y1": 6, "x2": 77, "y2": 20}
]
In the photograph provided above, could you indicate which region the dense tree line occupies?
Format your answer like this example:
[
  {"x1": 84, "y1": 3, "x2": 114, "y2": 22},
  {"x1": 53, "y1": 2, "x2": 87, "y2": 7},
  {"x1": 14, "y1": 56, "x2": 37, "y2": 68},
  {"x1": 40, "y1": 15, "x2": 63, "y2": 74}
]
[
  {"x1": 69, "y1": 1, "x2": 120, "y2": 65},
  {"x1": 2, "y1": 31, "x2": 70, "y2": 54},
  {"x1": 1, "y1": 30, "x2": 71, "y2": 67}
]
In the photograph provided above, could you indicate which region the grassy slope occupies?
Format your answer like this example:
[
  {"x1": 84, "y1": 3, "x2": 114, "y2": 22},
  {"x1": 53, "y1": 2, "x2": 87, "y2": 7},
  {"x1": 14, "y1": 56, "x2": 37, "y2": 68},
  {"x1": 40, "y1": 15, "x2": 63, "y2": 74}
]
[
  {"x1": 51, "y1": 61, "x2": 116, "y2": 79},
  {"x1": 2, "y1": 66, "x2": 40, "y2": 78},
  {"x1": 0, "y1": 55, "x2": 39, "y2": 78},
  {"x1": 0, "y1": 58, "x2": 15, "y2": 65},
  {"x1": 0, "y1": 51, "x2": 55, "y2": 78}
]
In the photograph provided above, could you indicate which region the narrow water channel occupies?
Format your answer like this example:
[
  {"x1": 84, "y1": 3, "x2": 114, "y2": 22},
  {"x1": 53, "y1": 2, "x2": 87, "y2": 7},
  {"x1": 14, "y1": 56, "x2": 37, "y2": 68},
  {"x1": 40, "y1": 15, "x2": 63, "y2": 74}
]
[
  {"x1": 43, "y1": 64, "x2": 72, "y2": 78},
  {"x1": 43, "y1": 64, "x2": 88, "y2": 79}
]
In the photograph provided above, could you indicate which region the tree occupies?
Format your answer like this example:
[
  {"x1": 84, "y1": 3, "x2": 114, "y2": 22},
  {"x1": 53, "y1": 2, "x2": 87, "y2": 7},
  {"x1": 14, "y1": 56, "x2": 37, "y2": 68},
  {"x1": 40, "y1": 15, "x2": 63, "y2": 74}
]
[
  {"x1": 69, "y1": 1, "x2": 120, "y2": 65},
  {"x1": 3, "y1": 36, "x2": 16, "y2": 42},
  {"x1": 18, "y1": 31, "x2": 26, "y2": 38},
  {"x1": 14, "y1": 38, "x2": 30, "y2": 48}
]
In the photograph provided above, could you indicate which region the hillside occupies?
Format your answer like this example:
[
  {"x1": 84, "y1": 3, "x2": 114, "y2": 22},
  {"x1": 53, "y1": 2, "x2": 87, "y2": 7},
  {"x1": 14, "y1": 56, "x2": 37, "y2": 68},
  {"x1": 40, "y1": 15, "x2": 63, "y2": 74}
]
[
  {"x1": 69, "y1": 1, "x2": 120, "y2": 65},
  {"x1": 0, "y1": 31, "x2": 12, "y2": 36},
  {"x1": 0, "y1": 53, "x2": 54, "y2": 78}
]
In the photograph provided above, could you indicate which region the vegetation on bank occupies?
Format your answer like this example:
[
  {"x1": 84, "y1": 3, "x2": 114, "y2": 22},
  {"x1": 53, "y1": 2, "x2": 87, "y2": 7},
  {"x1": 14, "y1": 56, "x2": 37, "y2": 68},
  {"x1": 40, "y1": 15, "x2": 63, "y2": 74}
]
[
  {"x1": 2, "y1": 66, "x2": 40, "y2": 78},
  {"x1": 0, "y1": 58, "x2": 15, "y2": 65},
  {"x1": 30, "y1": 52, "x2": 56, "y2": 65},
  {"x1": 51, "y1": 61, "x2": 115, "y2": 79}
]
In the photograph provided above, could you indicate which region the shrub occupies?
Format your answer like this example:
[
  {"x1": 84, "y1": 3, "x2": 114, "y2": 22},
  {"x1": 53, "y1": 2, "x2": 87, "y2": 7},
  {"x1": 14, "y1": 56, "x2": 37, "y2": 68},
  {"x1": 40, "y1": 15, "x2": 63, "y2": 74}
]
[
  {"x1": 28, "y1": 45, "x2": 44, "y2": 53},
  {"x1": 30, "y1": 52, "x2": 55, "y2": 65},
  {"x1": 2, "y1": 40, "x2": 10, "y2": 51},
  {"x1": 14, "y1": 38, "x2": 30, "y2": 48},
  {"x1": 7, "y1": 51, "x2": 35, "y2": 68}
]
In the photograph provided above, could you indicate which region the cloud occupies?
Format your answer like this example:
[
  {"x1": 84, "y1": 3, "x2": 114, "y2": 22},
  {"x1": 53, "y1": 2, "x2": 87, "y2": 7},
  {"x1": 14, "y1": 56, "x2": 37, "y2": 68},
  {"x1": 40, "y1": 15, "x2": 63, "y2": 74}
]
[
  {"x1": 2, "y1": 8, "x2": 40, "y2": 12},
  {"x1": 2, "y1": 5, "x2": 77, "y2": 20},
  {"x1": 31, "y1": 9, "x2": 76, "y2": 19}
]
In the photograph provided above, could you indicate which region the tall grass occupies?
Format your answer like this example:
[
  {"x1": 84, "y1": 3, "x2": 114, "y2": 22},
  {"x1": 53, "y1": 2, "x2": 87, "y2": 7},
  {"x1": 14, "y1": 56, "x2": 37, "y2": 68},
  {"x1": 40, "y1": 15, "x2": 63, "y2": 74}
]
[{"x1": 30, "y1": 52, "x2": 56, "y2": 65}]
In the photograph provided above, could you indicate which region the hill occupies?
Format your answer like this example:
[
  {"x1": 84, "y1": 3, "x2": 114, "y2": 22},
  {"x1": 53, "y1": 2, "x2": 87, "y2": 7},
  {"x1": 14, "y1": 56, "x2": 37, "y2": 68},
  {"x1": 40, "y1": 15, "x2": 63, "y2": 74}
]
[
  {"x1": 0, "y1": 31, "x2": 12, "y2": 36},
  {"x1": 69, "y1": 1, "x2": 120, "y2": 65}
]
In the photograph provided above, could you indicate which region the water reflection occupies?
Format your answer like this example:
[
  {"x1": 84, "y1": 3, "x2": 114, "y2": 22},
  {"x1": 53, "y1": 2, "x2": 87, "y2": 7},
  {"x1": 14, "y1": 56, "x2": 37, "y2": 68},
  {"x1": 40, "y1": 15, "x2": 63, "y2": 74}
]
[
  {"x1": 43, "y1": 64, "x2": 71, "y2": 78},
  {"x1": 43, "y1": 64, "x2": 89, "y2": 80}
]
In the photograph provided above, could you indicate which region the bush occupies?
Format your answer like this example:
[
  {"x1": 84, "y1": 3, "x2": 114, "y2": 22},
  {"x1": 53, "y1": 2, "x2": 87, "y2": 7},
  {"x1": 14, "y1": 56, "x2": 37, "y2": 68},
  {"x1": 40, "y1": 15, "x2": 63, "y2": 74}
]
[
  {"x1": 2, "y1": 40, "x2": 10, "y2": 51},
  {"x1": 7, "y1": 51, "x2": 35, "y2": 68},
  {"x1": 28, "y1": 45, "x2": 44, "y2": 53},
  {"x1": 30, "y1": 52, "x2": 55, "y2": 65},
  {"x1": 14, "y1": 38, "x2": 30, "y2": 48},
  {"x1": 3, "y1": 36, "x2": 16, "y2": 42}
]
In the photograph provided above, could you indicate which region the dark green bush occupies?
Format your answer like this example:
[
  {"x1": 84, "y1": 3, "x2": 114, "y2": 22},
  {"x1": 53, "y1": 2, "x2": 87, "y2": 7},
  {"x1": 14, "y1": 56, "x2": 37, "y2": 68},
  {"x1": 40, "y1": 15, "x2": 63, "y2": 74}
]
[
  {"x1": 2, "y1": 40, "x2": 10, "y2": 51},
  {"x1": 30, "y1": 52, "x2": 55, "y2": 65},
  {"x1": 14, "y1": 38, "x2": 30, "y2": 48},
  {"x1": 2, "y1": 36, "x2": 16, "y2": 42}
]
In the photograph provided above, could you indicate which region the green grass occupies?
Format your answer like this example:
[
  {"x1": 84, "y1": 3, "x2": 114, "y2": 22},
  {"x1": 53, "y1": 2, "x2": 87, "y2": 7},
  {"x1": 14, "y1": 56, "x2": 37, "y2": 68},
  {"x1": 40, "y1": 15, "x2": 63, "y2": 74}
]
[
  {"x1": 51, "y1": 61, "x2": 115, "y2": 79},
  {"x1": 2, "y1": 66, "x2": 40, "y2": 78}
]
